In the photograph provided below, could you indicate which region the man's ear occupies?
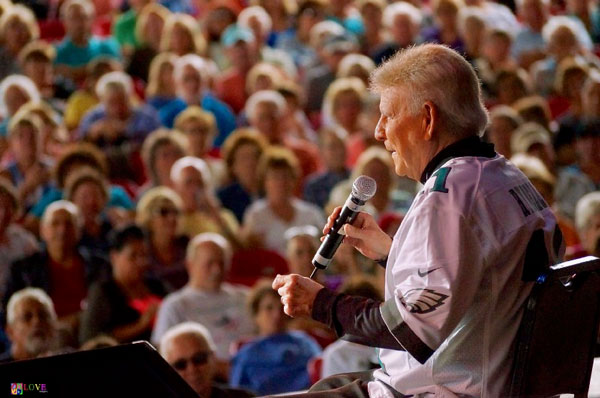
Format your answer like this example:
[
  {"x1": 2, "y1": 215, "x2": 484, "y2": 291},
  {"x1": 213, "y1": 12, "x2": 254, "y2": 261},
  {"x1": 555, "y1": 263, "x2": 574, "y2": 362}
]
[{"x1": 422, "y1": 101, "x2": 437, "y2": 141}]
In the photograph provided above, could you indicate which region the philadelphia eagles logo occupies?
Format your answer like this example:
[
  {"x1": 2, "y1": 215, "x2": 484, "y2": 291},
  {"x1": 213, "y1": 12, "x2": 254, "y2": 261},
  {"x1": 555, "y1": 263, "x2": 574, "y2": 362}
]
[{"x1": 399, "y1": 288, "x2": 449, "y2": 314}]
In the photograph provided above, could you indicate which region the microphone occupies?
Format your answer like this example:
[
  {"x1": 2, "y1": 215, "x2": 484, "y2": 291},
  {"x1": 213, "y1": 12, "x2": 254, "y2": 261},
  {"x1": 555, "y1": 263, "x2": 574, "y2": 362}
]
[{"x1": 310, "y1": 175, "x2": 377, "y2": 279}]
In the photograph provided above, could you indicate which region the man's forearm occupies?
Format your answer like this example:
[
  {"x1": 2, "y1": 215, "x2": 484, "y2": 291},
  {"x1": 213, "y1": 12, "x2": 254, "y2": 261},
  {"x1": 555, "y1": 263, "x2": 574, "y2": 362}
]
[{"x1": 311, "y1": 288, "x2": 404, "y2": 350}]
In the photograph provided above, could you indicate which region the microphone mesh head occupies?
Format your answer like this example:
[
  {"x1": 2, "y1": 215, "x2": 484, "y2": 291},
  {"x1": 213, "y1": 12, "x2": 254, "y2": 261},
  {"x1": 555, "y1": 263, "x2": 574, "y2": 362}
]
[{"x1": 352, "y1": 175, "x2": 377, "y2": 201}]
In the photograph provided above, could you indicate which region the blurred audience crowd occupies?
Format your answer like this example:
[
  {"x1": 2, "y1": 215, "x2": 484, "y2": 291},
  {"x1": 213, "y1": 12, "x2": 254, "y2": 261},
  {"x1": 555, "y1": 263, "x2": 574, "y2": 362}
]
[{"x1": 0, "y1": 0, "x2": 599, "y2": 395}]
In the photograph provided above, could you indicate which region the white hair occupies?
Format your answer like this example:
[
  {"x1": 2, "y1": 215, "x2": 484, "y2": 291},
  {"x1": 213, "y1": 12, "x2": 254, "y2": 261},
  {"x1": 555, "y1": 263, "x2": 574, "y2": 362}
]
[
  {"x1": 173, "y1": 54, "x2": 212, "y2": 94},
  {"x1": 542, "y1": 15, "x2": 593, "y2": 51},
  {"x1": 175, "y1": 54, "x2": 206, "y2": 80},
  {"x1": 371, "y1": 44, "x2": 489, "y2": 137},
  {"x1": 383, "y1": 1, "x2": 423, "y2": 28},
  {"x1": 0, "y1": 75, "x2": 41, "y2": 118},
  {"x1": 95, "y1": 71, "x2": 134, "y2": 99},
  {"x1": 7, "y1": 287, "x2": 57, "y2": 325},
  {"x1": 510, "y1": 153, "x2": 555, "y2": 185},
  {"x1": 185, "y1": 232, "x2": 232, "y2": 269},
  {"x1": 60, "y1": 0, "x2": 95, "y2": 20},
  {"x1": 515, "y1": 0, "x2": 549, "y2": 12},
  {"x1": 337, "y1": 53, "x2": 376, "y2": 78},
  {"x1": 322, "y1": 77, "x2": 366, "y2": 129},
  {"x1": 284, "y1": 225, "x2": 320, "y2": 242},
  {"x1": 458, "y1": 6, "x2": 486, "y2": 37},
  {"x1": 510, "y1": 122, "x2": 551, "y2": 154},
  {"x1": 159, "y1": 321, "x2": 217, "y2": 356},
  {"x1": 41, "y1": 200, "x2": 83, "y2": 230},
  {"x1": 238, "y1": 6, "x2": 272, "y2": 38},
  {"x1": 170, "y1": 156, "x2": 213, "y2": 192},
  {"x1": 309, "y1": 20, "x2": 346, "y2": 49},
  {"x1": 245, "y1": 89, "x2": 287, "y2": 122},
  {"x1": 575, "y1": 191, "x2": 600, "y2": 233}
]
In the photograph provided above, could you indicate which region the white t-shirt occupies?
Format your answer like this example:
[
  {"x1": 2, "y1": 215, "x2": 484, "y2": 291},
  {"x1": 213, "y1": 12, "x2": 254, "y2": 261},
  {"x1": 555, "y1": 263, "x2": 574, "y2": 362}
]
[
  {"x1": 369, "y1": 154, "x2": 562, "y2": 397},
  {"x1": 321, "y1": 339, "x2": 379, "y2": 378},
  {"x1": 151, "y1": 283, "x2": 254, "y2": 359},
  {"x1": 243, "y1": 198, "x2": 325, "y2": 255}
]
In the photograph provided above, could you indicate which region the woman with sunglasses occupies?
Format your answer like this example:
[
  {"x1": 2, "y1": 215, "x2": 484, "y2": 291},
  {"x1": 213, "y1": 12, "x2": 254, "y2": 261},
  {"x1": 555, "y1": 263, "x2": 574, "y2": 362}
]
[
  {"x1": 79, "y1": 225, "x2": 167, "y2": 345},
  {"x1": 136, "y1": 186, "x2": 189, "y2": 291}
]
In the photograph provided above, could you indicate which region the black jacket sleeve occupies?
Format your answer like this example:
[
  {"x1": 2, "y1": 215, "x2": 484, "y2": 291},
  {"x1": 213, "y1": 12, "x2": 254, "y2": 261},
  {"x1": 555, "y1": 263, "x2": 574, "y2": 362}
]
[{"x1": 311, "y1": 287, "x2": 404, "y2": 350}]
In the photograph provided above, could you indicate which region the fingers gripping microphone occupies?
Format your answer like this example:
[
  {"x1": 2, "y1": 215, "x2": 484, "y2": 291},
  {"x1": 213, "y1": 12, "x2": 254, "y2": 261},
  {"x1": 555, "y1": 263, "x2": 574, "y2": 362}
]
[{"x1": 310, "y1": 175, "x2": 377, "y2": 279}]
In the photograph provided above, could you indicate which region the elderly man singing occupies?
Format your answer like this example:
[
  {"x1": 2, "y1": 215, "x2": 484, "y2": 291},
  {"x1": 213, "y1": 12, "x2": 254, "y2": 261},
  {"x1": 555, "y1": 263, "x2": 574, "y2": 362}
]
[{"x1": 273, "y1": 44, "x2": 563, "y2": 398}]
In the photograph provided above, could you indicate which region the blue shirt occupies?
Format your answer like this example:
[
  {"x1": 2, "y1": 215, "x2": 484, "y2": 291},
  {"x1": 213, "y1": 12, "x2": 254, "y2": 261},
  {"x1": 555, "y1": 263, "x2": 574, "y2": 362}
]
[
  {"x1": 217, "y1": 182, "x2": 254, "y2": 223},
  {"x1": 303, "y1": 170, "x2": 350, "y2": 209},
  {"x1": 230, "y1": 332, "x2": 321, "y2": 396},
  {"x1": 159, "y1": 0, "x2": 193, "y2": 13},
  {"x1": 147, "y1": 96, "x2": 181, "y2": 114},
  {"x1": 54, "y1": 36, "x2": 121, "y2": 67},
  {"x1": 30, "y1": 185, "x2": 134, "y2": 219},
  {"x1": 159, "y1": 93, "x2": 236, "y2": 148},
  {"x1": 512, "y1": 27, "x2": 545, "y2": 59},
  {"x1": 78, "y1": 104, "x2": 161, "y2": 143}
]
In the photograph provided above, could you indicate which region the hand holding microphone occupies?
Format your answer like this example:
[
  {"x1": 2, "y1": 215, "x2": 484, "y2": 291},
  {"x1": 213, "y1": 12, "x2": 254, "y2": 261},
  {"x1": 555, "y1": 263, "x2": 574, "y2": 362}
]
[{"x1": 310, "y1": 175, "x2": 379, "y2": 279}]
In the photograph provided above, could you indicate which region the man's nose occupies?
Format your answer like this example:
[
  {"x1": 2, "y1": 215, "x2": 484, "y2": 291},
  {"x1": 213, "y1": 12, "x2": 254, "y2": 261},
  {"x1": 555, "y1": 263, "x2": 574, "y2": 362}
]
[{"x1": 374, "y1": 119, "x2": 386, "y2": 141}]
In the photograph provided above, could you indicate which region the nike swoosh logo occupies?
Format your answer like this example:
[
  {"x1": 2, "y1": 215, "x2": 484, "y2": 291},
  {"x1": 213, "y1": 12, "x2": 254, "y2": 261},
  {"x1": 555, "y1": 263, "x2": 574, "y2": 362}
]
[{"x1": 417, "y1": 267, "x2": 441, "y2": 277}]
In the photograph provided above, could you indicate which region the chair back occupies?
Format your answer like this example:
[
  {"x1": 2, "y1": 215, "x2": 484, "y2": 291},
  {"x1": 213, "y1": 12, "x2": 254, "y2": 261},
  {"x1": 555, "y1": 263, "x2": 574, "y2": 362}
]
[
  {"x1": 509, "y1": 256, "x2": 600, "y2": 398},
  {"x1": 226, "y1": 248, "x2": 289, "y2": 287}
]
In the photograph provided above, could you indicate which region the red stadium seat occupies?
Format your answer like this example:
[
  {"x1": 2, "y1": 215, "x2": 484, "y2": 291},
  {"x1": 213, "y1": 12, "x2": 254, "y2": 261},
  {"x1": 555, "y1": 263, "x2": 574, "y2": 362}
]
[
  {"x1": 38, "y1": 19, "x2": 66, "y2": 42},
  {"x1": 226, "y1": 248, "x2": 289, "y2": 287}
]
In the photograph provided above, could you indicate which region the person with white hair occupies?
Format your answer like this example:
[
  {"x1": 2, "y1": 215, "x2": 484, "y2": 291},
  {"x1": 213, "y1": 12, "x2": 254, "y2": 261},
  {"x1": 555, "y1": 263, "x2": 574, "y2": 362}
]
[
  {"x1": 510, "y1": 122, "x2": 555, "y2": 172},
  {"x1": 54, "y1": 0, "x2": 121, "y2": 83},
  {"x1": 273, "y1": 44, "x2": 561, "y2": 398},
  {"x1": 336, "y1": 54, "x2": 376, "y2": 85},
  {"x1": 160, "y1": 322, "x2": 255, "y2": 397},
  {"x1": 372, "y1": 1, "x2": 423, "y2": 65},
  {"x1": 0, "y1": 74, "x2": 40, "y2": 137},
  {"x1": 78, "y1": 71, "x2": 161, "y2": 182},
  {"x1": 531, "y1": 15, "x2": 598, "y2": 95},
  {"x1": 78, "y1": 71, "x2": 161, "y2": 145},
  {"x1": 238, "y1": 5, "x2": 272, "y2": 46},
  {"x1": 170, "y1": 156, "x2": 242, "y2": 247},
  {"x1": 2, "y1": 200, "x2": 109, "y2": 324},
  {"x1": 0, "y1": 288, "x2": 58, "y2": 363},
  {"x1": 160, "y1": 54, "x2": 236, "y2": 147},
  {"x1": 152, "y1": 233, "x2": 254, "y2": 366},
  {"x1": 575, "y1": 191, "x2": 600, "y2": 256},
  {"x1": 245, "y1": 90, "x2": 321, "y2": 181}
]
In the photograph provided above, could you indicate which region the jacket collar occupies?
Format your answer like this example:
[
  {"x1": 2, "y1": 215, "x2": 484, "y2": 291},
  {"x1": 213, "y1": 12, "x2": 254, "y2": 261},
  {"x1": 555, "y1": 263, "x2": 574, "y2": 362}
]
[{"x1": 419, "y1": 136, "x2": 496, "y2": 184}]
